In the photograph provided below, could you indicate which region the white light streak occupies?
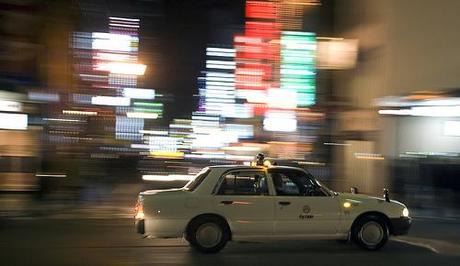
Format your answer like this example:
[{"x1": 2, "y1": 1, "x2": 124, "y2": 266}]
[
  {"x1": 95, "y1": 62, "x2": 146, "y2": 75},
  {"x1": 0, "y1": 100, "x2": 22, "y2": 112},
  {"x1": 91, "y1": 96, "x2": 131, "y2": 106},
  {"x1": 35, "y1": 174, "x2": 67, "y2": 178},
  {"x1": 206, "y1": 72, "x2": 235, "y2": 78},
  {"x1": 28, "y1": 92, "x2": 60, "y2": 102},
  {"x1": 0, "y1": 113, "x2": 27, "y2": 130},
  {"x1": 206, "y1": 60, "x2": 236, "y2": 65},
  {"x1": 206, "y1": 65, "x2": 236, "y2": 70},
  {"x1": 206, "y1": 47, "x2": 235, "y2": 53},
  {"x1": 122, "y1": 88, "x2": 155, "y2": 99},
  {"x1": 267, "y1": 89, "x2": 297, "y2": 109},
  {"x1": 63, "y1": 110, "x2": 97, "y2": 116},
  {"x1": 109, "y1": 17, "x2": 140, "y2": 22},
  {"x1": 126, "y1": 112, "x2": 158, "y2": 119},
  {"x1": 43, "y1": 118, "x2": 82, "y2": 123},
  {"x1": 205, "y1": 81, "x2": 235, "y2": 87},
  {"x1": 94, "y1": 52, "x2": 131, "y2": 62},
  {"x1": 444, "y1": 121, "x2": 460, "y2": 136},
  {"x1": 324, "y1": 142, "x2": 351, "y2": 146},
  {"x1": 92, "y1": 32, "x2": 137, "y2": 52},
  {"x1": 379, "y1": 106, "x2": 460, "y2": 117},
  {"x1": 205, "y1": 76, "x2": 235, "y2": 82},
  {"x1": 142, "y1": 174, "x2": 194, "y2": 182},
  {"x1": 263, "y1": 111, "x2": 297, "y2": 132},
  {"x1": 206, "y1": 51, "x2": 236, "y2": 57}
]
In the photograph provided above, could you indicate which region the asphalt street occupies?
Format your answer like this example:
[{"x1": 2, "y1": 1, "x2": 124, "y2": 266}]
[{"x1": 1, "y1": 216, "x2": 460, "y2": 266}]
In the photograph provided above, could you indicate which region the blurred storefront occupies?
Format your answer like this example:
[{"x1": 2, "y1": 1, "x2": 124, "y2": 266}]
[{"x1": 332, "y1": 0, "x2": 460, "y2": 207}]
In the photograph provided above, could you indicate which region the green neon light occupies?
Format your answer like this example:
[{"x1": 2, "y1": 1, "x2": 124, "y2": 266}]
[
  {"x1": 133, "y1": 102, "x2": 163, "y2": 107},
  {"x1": 280, "y1": 31, "x2": 316, "y2": 107}
]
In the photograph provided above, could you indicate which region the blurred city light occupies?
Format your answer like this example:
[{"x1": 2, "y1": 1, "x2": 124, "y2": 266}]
[
  {"x1": 316, "y1": 37, "x2": 358, "y2": 69},
  {"x1": 91, "y1": 96, "x2": 131, "y2": 106},
  {"x1": 0, "y1": 113, "x2": 28, "y2": 130},
  {"x1": 444, "y1": 121, "x2": 460, "y2": 136},
  {"x1": 94, "y1": 62, "x2": 147, "y2": 75}
]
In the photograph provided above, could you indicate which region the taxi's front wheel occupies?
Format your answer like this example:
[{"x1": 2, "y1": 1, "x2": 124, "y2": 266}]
[
  {"x1": 352, "y1": 214, "x2": 389, "y2": 250},
  {"x1": 187, "y1": 216, "x2": 230, "y2": 253}
]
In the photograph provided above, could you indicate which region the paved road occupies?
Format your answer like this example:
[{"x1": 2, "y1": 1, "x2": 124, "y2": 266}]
[{"x1": 1, "y1": 217, "x2": 460, "y2": 266}]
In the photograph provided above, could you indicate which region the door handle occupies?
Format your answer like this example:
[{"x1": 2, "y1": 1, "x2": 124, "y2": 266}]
[
  {"x1": 221, "y1": 200, "x2": 233, "y2": 205},
  {"x1": 278, "y1": 201, "x2": 291, "y2": 206}
]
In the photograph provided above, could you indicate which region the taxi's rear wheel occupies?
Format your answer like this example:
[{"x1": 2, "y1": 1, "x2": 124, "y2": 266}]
[
  {"x1": 187, "y1": 216, "x2": 230, "y2": 253},
  {"x1": 352, "y1": 215, "x2": 389, "y2": 250}
]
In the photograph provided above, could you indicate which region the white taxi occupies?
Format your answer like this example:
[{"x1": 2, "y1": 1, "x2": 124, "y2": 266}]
[{"x1": 134, "y1": 163, "x2": 411, "y2": 253}]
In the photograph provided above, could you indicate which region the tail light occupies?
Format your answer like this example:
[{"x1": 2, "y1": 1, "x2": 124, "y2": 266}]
[{"x1": 134, "y1": 199, "x2": 144, "y2": 220}]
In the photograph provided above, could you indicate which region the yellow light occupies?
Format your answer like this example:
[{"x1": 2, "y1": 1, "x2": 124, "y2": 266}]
[
  {"x1": 134, "y1": 201, "x2": 144, "y2": 220},
  {"x1": 149, "y1": 151, "x2": 184, "y2": 159},
  {"x1": 63, "y1": 110, "x2": 98, "y2": 116},
  {"x1": 343, "y1": 202, "x2": 352, "y2": 208},
  {"x1": 135, "y1": 211, "x2": 144, "y2": 220},
  {"x1": 263, "y1": 160, "x2": 272, "y2": 167},
  {"x1": 126, "y1": 112, "x2": 159, "y2": 119}
]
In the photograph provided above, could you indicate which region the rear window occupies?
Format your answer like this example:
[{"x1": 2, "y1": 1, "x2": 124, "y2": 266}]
[{"x1": 183, "y1": 167, "x2": 210, "y2": 191}]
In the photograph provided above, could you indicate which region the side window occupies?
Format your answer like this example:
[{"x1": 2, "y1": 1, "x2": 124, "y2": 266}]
[
  {"x1": 217, "y1": 171, "x2": 268, "y2": 196},
  {"x1": 270, "y1": 170, "x2": 326, "y2": 197}
]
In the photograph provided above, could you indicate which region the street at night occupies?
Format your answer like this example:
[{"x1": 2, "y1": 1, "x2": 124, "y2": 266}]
[
  {"x1": 2, "y1": 0, "x2": 460, "y2": 265},
  {"x1": 2, "y1": 214, "x2": 460, "y2": 266}
]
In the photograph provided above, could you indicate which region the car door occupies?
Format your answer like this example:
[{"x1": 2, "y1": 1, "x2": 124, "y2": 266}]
[
  {"x1": 270, "y1": 168, "x2": 341, "y2": 236},
  {"x1": 213, "y1": 169, "x2": 275, "y2": 236}
]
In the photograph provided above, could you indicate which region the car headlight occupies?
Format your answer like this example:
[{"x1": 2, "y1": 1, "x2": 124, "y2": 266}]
[{"x1": 402, "y1": 207, "x2": 409, "y2": 217}]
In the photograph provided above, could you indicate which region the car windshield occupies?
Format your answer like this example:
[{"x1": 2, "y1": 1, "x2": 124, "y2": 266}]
[
  {"x1": 301, "y1": 168, "x2": 336, "y2": 196},
  {"x1": 183, "y1": 167, "x2": 210, "y2": 191},
  {"x1": 314, "y1": 178, "x2": 336, "y2": 196}
]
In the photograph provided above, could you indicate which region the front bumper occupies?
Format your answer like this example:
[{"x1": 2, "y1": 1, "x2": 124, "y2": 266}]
[
  {"x1": 135, "y1": 219, "x2": 145, "y2": 234},
  {"x1": 390, "y1": 217, "x2": 412, "y2": 235}
]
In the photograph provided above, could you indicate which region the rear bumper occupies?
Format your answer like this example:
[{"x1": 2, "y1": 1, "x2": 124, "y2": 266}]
[
  {"x1": 390, "y1": 217, "x2": 412, "y2": 235},
  {"x1": 135, "y1": 219, "x2": 145, "y2": 234}
]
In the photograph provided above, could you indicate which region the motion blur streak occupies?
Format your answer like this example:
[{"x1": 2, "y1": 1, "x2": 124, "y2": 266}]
[{"x1": 142, "y1": 175, "x2": 194, "y2": 182}]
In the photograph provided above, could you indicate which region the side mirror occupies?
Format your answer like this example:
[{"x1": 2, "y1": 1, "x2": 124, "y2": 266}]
[
  {"x1": 350, "y1": 187, "x2": 358, "y2": 194},
  {"x1": 383, "y1": 188, "x2": 390, "y2": 202}
]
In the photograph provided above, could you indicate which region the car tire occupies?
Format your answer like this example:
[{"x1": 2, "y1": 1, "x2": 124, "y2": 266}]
[
  {"x1": 352, "y1": 215, "x2": 389, "y2": 251},
  {"x1": 187, "y1": 216, "x2": 230, "y2": 253}
]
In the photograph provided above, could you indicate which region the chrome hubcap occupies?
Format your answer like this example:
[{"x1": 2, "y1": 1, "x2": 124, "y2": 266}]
[
  {"x1": 359, "y1": 221, "x2": 384, "y2": 246},
  {"x1": 196, "y1": 223, "x2": 222, "y2": 248}
]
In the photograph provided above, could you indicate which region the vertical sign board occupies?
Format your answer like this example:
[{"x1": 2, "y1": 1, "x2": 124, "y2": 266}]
[{"x1": 281, "y1": 31, "x2": 316, "y2": 107}]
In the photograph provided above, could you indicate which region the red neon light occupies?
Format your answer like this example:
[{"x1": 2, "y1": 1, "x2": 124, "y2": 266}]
[
  {"x1": 245, "y1": 22, "x2": 280, "y2": 39},
  {"x1": 239, "y1": 63, "x2": 273, "y2": 78},
  {"x1": 252, "y1": 103, "x2": 267, "y2": 116},
  {"x1": 234, "y1": 1, "x2": 281, "y2": 94},
  {"x1": 246, "y1": 1, "x2": 278, "y2": 19}
]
